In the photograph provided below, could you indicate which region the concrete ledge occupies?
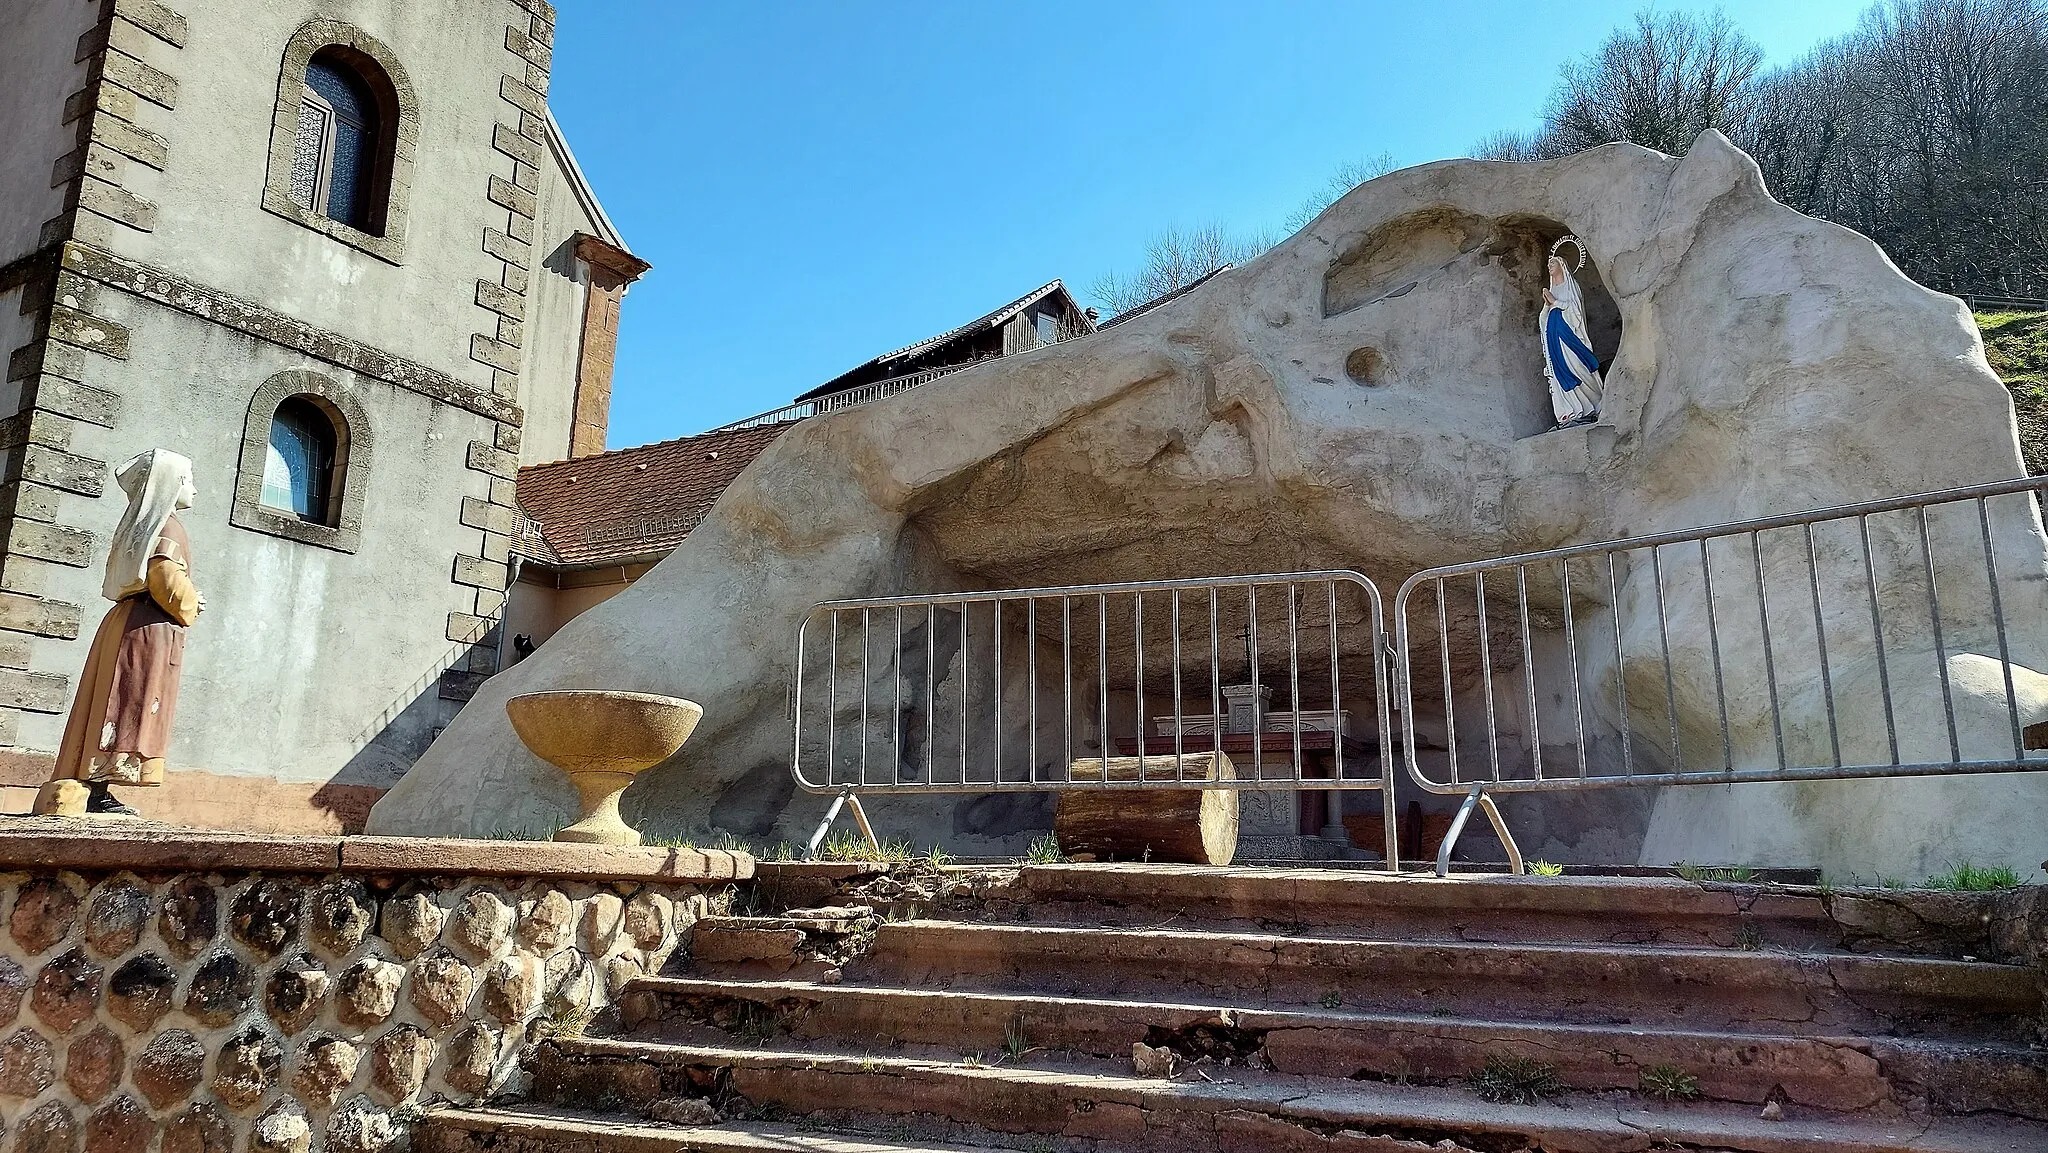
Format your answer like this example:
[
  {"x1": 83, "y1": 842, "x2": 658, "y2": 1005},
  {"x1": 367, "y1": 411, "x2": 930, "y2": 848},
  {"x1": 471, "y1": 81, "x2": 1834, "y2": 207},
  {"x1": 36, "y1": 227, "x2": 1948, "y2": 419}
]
[{"x1": 0, "y1": 818, "x2": 754, "y2": 881}]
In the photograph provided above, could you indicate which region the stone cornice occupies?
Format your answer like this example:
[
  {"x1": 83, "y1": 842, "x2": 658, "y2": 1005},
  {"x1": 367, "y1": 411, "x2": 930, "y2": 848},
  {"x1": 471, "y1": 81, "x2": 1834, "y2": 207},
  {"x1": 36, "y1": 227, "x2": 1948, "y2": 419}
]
[
  {"x1": 60, "y1": 242, "x2": 523, "y2": 424},
  {"x1": 0, "y1": 821, "x2": 753, "y2": 882}
]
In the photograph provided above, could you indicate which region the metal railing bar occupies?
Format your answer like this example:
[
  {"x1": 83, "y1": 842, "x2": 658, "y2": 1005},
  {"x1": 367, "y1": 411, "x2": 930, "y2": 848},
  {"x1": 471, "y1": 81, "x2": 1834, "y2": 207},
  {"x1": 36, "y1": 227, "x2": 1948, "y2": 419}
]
[
  {"x1": 1027, "y1": 598, "x2": 1039, "y2": 784},
  {"x1": 1605, "y1": 552, "x2": 1632, "y2": 777},
  {"x1": 993, "y1": 599, "x2": 1004, "y2": 786},
  {"x1": 1859, "y1": 514, "x2": 1902, "y2": 763},
  {"x1": 1516, "y1": 566, "x2": 1542, "y2": 781},
  {"x1": 1916, "y1": 505, "x2": 1961, "y2": 764},
  {"x1": 1750, "y1": 531, "x2": 1788, "y2": 772},
  {"x1": 811, "y1": 569, "x2": 1376, "y2": 613},
  {"x1": 1802, "y1": 523, "x2": 1843, "y2": 768},
  {"x1": 1288, "y1": 583, "x2": 1304, "y2": 784},
  {"x1": 1172, "y1": 589, "x2": 1185, "y2": 777},
  {"x1": 893, "y1": 606, "x2": 903, "y2": 786},
  {"x1": 1475, "y1": 572, "x2": 1502, "y2": 784},
  {"x1": 1097, "y1": 592, "x2": 1109, "y2": 787},
  {"x1": 1652, "y1": 546, "x2": 1682, "y2": 773},
  {"x1": 1134, "y1": 592, "x2": 1147, "y2": 778},
  {"x1": 1249, "y1": 582, "x2": 1263, "y2": 781},
  {"x1": 1561, "y1": 556, "x2": 1587, "y2": 780},
  {"x1": 1978, "y1": 498, "x2": 2023, "y2": 759},
  {"x1": 1700, "y1": 539, "x2": 1734, "y2": 775},
  {"x1": 1436, "y1": 576, "x2": 1458, "y2": 784}
]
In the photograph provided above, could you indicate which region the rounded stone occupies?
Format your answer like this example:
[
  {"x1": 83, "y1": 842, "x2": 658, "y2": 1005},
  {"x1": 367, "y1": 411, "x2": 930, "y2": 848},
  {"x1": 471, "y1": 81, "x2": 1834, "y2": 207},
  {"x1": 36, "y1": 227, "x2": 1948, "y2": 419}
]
[
  {"x1": 543, "y1": 948, "x2": 592, "y2": 1012},
  {"x1": 263, "y1": 956, "x2": 329, "y2": 1035},
  {"x1": 162, "y1": 1101, "x2": 235, "y2": 1153},
  {"x1": 368, "y1": 1025, "x2": 436, "y2": 1103},
  {"x1": 449, "y1": 889, "x2": 514, "y2": 960},
  {"x1": 483, "y1": 953, "x2": 544, "y2": 1024},
  {"x1": 519, "y1": 889, "x2": 574, "y2": 953},
  {"x1": 157, "y1": 877, "x2": 219, "y2": 960},
  {"x1": 292, "y1": 1035, "x2": 361, "y2": 1108},
  {"x1": 82, "y1": 1094, "x2": 148, "y2": 1153},
  {"x1": 10, "y1": 877, "x2": 80, "y2": 956},
  {"x1": 30, "y1": 948, "x2": 102, "y2": 1033},
  {"x1": 407, "y1": 950, "x2": 476, "y2": 1028},
  {"x1": 0, "y1": 955, "x2": 29, "y2": 1023},
  {"x1": 63, "y1": 1026, "x2": 123, "y2": 1104},
  {"x1": 582, "y1": 892, "x2": 624, "y2": 953},
  {"x1": 335, "y1": 957, "x2": 403, "y2": 1028},
  {"x1": 308, "y1": 879, "x2": 375, "y2": 959},
  {"x1": 441, "y1": 1021, "x2": 500, "y2": 1096},
  {"x1": 82, "y1": 883, "x2": 151, "y2": 959},
  {"x1": 229, "y1": 878, "x2": 302, "y2": 959},
  {"x1": 182, "y1": 952, "x2": 254, "y2": 1027},
  {"x1": 1345, "y1": 345, "x2": 1387, "y2": 386},
  {"x1": 13, "y1": 1100, "x2": 77, "y2": 1153},
  {"x1": 133, "y1": 1029, "x2": 206, "y2": 1109},
  {"x1": 253, "y1": 1101, "x2": 312, "y2": 1153},
  {"x1": 0, "y1": 1027, "x2": 56, "y2": 1098},
  {"x1": 324, "y1": 1096, "x2": 399, "y2": 1153},
  {"x1": 106, "y1": 952, "x2": 177, "y2": 1032},
  {"x1": 623, "y1": 891, "x2": 672, "y2": 950},
  {"x1": 376, "y1": 891, "x2": 444, "y2": 960},
  {"x1": 212, "y1": 1026, "x2": 284, "y2": 1111},
  {"x1": 605, "y1": 952, "x2": 645, "y2": 996}
]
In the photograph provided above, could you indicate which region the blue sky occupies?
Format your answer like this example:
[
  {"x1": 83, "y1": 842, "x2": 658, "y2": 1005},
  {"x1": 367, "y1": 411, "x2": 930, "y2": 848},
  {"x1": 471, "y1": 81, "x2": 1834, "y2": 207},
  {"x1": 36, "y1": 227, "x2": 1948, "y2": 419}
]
[{"x1": 549, "y1": 1, "x2": 1874, "y2": 450}]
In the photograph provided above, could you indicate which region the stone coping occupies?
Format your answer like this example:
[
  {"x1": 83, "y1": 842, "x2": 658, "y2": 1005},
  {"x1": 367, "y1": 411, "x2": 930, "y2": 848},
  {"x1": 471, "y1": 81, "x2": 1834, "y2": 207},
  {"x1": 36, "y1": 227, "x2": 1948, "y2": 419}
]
[{"x1": 0, "y1": 818, "x2": 753, "y2": 882}]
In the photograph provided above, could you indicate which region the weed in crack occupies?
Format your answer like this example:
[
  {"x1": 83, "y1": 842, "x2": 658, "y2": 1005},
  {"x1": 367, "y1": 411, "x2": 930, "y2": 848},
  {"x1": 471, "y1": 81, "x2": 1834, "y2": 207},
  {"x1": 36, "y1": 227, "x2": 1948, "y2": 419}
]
[
  {"x1": 1466, "y1": 1054, "x2": 1566, "y2": 1105},
  {"x1": 1638, "y1": 1063, "x2": 1702, "y2": 1102}
]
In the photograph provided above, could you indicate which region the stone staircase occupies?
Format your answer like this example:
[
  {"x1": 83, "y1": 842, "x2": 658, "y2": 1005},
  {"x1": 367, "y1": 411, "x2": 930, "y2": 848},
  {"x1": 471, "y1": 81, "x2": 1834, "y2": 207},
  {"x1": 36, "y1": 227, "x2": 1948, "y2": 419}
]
[{"x1": 418, "y1": 864, "x2": 2048, "y2": 1153}]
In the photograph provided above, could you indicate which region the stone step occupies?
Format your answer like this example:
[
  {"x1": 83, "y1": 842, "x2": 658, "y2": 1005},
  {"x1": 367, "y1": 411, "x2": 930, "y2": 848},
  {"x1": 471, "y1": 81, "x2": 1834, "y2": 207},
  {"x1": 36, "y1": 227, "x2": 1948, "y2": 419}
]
[
  {"x1": 523, "y1": 1037, "x2": 2048, "y2": 1153},
  {"x1": 419, "y1": 1106, "x2": 1019, "y2": 1153},
  {"x1": 853, "y1": 920, "x2": 2037, "y2": 1040},
  {"x1": 1004, "y1": 864, "x2": 1974, "y2": 955},
  {"x1": 689, "y1": 909, "x2": 878, "y2": 980},
  {"x1": 615, "y1": 976, "x2": 2048, "y2": 1118}
]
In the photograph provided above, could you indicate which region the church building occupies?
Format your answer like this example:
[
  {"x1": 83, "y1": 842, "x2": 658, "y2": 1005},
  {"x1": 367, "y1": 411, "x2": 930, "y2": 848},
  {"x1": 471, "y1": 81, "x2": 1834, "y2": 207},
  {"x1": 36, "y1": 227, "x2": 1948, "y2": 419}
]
[{"x1": 0, "y1": 0, "x2": 644, "y2": 830}]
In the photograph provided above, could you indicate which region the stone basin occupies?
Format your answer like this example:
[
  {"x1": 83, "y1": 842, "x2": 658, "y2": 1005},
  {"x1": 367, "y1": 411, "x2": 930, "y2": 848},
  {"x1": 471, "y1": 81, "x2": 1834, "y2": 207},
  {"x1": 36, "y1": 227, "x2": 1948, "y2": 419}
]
[{"x1": 506, "y1": 690, "x2": 703, "y2": 846}]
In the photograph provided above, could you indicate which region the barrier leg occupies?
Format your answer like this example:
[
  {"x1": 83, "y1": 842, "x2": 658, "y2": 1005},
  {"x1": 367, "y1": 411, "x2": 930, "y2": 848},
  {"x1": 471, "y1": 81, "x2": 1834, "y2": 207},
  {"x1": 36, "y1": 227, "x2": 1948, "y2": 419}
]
[
  {"x1": 847, "y1": 794, "x2": 883, "y2": 856},
  {"x1": 1436, "y1": 787, "x2": 1482, "y2": 877},
  {"x1": 805, "y1": 789, "x2": 850, "y2": 860},
  {"x1": 1476, "y1": 791, "x2": 1525, "y2": 876}
]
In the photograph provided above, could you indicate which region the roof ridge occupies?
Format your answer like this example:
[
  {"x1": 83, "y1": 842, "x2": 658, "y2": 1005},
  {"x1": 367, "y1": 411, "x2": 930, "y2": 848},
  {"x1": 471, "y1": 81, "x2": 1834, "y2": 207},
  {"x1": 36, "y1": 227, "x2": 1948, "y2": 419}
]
[{"x1": 517, "y1": 422, "x2": 782, "y2": 478}]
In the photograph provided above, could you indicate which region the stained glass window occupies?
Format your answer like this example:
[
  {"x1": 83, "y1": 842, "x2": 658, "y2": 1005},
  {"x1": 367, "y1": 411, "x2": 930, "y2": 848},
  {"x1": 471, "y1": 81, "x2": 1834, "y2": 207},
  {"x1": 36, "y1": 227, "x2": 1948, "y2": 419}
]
[
  {"x1": 288, "y1": 100, "x2": 328, "y2": 211},
  {"x1": 298, "y1": 57, "x2": 379, "y2": 231},
  {"x1": 261, "y1": 398, "x2": 336, "y2": 523}
]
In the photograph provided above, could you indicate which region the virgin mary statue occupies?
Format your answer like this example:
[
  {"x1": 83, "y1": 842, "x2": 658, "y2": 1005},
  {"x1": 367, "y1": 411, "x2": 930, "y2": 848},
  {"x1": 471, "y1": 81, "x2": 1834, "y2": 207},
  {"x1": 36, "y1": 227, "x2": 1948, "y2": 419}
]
[
  {"x1": 47, "y1": 449, "x2": 204, "y2": 816},
  {"x1": 1541, "y1": 236, "x2": 1604, "y2": 429}
]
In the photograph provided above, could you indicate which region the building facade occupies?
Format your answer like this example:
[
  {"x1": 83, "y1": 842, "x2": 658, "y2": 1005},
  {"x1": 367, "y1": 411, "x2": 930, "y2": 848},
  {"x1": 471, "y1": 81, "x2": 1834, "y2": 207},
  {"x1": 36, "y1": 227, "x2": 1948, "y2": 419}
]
[
  {"x1": 0, "y1": 0, "x2": 642, "y2": 830},
  {"x1": 507, "y1": 281, "x2": 1097, "y2": 650}
]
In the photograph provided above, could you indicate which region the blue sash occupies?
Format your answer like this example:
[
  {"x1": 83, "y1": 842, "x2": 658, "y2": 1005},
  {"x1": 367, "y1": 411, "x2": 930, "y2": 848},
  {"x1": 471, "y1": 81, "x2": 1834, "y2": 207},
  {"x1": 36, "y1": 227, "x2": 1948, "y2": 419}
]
[{"x1": 1545, "y1": 308, "x2": 1598, "y2": 391}]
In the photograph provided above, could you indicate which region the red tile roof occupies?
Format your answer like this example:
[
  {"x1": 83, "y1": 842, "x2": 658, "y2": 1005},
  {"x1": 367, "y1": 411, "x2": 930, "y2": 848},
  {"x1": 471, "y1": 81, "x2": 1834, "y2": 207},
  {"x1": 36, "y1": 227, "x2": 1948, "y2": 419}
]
[{"x1": 514, "y1": 422, "x2": 790, "y2": 567}]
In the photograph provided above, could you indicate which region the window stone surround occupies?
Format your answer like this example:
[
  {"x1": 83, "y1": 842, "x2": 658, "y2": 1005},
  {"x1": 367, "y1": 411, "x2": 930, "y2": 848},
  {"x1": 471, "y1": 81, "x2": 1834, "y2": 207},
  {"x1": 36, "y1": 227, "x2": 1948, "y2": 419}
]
[
  {"x1": 229, "y1": 369, "x2": 371, "y2": 553},
  {"x1": 260, "y1": 19, "x2": 419, "y2": 266}
]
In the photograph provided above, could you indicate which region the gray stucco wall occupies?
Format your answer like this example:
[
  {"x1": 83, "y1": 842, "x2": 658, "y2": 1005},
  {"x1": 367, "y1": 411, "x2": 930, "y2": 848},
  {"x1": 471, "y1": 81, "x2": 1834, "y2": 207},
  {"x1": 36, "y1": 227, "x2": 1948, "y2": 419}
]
[
  {"x1": 0, "y1": 1, "x2": 94, "y2": 266},
  {"x1": 112, "y1": 0, "x2": 518, "y2": 386},
  {"x1": 516, "y1": 134, "x2": 602, "y2": 466},
  {"x1": 12, "y1": 294, "x2": 496, "y2": 790}
]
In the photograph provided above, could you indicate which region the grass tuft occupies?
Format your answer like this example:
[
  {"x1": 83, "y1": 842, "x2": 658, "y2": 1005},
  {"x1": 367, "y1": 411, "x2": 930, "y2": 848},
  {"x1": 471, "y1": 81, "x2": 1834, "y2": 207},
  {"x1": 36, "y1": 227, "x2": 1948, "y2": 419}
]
[
  {"x1": 1674, "y1": 862, "x2": 1756, "y2": 883},
  {"x1": 1528, "y1": 860, "x2": 1564, "y2": 877},
  {"x1": 1639, "y1": 1063, "x2": 1702, "y2": 1102},
  {"x1": 1924, "y1": 861, "x2": 2024, "y2": 891},
  {"x1": 1025, "y1": 832, "x2": 1065, "y2": 864},
  {"x1": 1466, "y1": 1054, "x2": 1566, "y2": 1105}
]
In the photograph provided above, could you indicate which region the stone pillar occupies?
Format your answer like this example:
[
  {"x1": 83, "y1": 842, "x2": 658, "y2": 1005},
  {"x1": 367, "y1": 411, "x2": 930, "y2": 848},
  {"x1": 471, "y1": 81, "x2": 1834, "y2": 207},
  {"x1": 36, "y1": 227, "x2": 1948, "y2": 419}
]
[{"x1": 568, "y1": 235, "x2": 650, "y2": 460}]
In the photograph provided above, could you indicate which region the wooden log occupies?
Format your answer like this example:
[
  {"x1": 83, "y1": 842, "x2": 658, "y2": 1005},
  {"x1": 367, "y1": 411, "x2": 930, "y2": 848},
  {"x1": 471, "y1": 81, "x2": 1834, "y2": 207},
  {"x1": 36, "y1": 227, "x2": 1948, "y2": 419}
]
[{"x1": 1054, "y1": 752, "x2": 1239, "y2": 865}]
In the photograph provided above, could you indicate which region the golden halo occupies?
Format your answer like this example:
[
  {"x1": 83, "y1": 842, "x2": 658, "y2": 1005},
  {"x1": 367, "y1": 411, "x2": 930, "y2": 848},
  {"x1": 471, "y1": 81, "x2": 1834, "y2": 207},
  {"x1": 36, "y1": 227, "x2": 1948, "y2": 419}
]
[{"x1": 1549, "y1": 234, "x2": 1588, "y2": 270}]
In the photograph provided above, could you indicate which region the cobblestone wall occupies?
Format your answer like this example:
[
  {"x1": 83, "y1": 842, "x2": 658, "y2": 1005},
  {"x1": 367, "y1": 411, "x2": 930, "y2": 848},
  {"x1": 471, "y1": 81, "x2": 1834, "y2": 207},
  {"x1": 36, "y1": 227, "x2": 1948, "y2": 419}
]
[{"x1": 0, "y1": 865, "x2": 713, "y2": 1152}]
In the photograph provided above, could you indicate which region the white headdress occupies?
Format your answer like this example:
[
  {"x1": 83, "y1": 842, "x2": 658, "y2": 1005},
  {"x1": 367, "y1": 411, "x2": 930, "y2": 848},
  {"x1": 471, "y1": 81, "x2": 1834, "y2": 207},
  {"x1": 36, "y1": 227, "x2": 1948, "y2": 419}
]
[{"x1": 103, "y1": 449, "x2": 193, "y2": 602}]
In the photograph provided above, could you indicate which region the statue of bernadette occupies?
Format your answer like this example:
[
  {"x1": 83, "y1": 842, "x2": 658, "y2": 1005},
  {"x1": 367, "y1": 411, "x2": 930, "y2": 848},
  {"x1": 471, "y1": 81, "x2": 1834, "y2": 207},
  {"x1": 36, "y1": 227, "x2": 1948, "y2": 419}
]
[
  {"x1": 49, "y1": 449, "x2": 204, "y2": 816},
  {"x1": 1541, "y1": 236, "x2": 1604, "y2": 430}
]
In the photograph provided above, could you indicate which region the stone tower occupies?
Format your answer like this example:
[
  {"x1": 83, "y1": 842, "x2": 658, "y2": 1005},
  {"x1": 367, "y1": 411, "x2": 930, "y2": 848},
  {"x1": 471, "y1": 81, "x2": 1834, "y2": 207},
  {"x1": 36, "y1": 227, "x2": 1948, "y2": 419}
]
[{"x1": 0, "y1": 0, "x2": 644, "y2": 829}]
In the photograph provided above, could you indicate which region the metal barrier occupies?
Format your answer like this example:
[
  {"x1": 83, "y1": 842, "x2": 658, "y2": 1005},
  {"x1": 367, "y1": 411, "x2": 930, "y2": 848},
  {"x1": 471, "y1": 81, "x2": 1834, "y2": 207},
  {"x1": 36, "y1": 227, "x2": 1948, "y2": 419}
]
[
  {"x1": 1393, "y1": 475, "x2": 2048, "y2": 875},
  {"x1": 792, "y1": 572, "x2": 1401, "y2": 866}
]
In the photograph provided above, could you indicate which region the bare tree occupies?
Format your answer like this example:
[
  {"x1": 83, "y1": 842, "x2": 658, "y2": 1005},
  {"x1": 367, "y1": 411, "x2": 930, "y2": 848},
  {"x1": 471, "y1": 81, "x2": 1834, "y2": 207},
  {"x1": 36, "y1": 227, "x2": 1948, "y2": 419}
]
[
  {"x1": 1088, "y1": 223, "x2": 1265, "y2": 316},
  {"x1": 1470, "y1": 130, "x2": 1547, "y2": 161},
  {"x1": 1282, "y1": 153, "x2": 1397, "y2": 230},
  {"x1": 1544, "y1": 9, "x2": 1765, "y2": 156}
]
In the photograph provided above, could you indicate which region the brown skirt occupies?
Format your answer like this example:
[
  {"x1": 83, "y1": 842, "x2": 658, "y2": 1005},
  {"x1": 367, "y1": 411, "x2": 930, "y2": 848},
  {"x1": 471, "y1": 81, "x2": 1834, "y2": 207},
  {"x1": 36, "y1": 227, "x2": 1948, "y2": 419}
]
[{"x1": 53, "y1": 595, "x2": 186, "y2": 786}]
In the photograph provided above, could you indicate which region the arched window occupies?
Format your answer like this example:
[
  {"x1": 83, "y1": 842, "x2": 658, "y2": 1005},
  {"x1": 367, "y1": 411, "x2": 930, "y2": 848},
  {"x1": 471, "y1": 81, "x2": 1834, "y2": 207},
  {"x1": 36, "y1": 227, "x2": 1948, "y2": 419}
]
[
  {"x1": 289, "y1": 52, "x2": 389, "y2": 232},
  {"x1": 260, "y1": 397, "x2": 338, "y2": 523},
  {"x1": 264, "y1": 24, "x2": 416, "y2": 260}
]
